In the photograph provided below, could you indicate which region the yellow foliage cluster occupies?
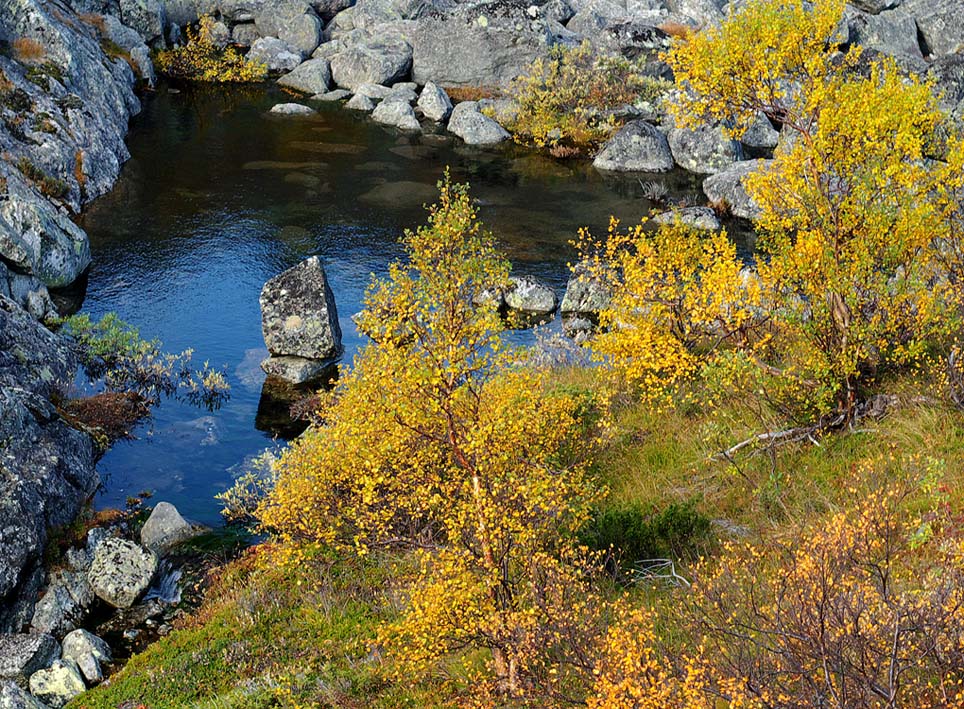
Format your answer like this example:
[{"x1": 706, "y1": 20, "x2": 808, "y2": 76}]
[
  {"x1": 251, "y1": 174, "x2": 609, "y2": 697},
  {"x1": 587, "y1": 0, "x2": 964, "y2": 421},
  {"x1": 153, "y1": 16, "x2": 266, "y2": 83},
  {"x1": 591, "y1": 465, "x2": 964, "y2": 708},
  {"x1": 504, "y1": 41, "x2": 671, "y2": 153}
]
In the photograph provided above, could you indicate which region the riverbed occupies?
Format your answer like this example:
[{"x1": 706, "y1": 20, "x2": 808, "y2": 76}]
[{"x1": 76, "y1": 83, "x2": 711, "y2": 525}]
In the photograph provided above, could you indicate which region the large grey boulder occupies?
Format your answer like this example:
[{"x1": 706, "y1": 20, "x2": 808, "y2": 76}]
[
  {"x1": 411, "y1": 0, "x2": 557, "y2": 87},
  {"x1": 0, "y1": 681, "x2": 51, "y2": 709},
  {"x1": 140, "y1": 502, "x2": 206, "y2": 553},
  {"x1": 447, "y1": 102, "x2": 510, "y2": 145},
  {"x1": 593, "y1": 120, "x2": 674, "y2": 173},
  {"x1": 702, "y1": 158, "x2": 771, "y2": 221},
  {"x1": 260, "y1": 256, "x2": 342, "y2": 383},
  {"x1": 505, "y1": 276, "x2": 558, "y2": 317},
  {"x1": 667, "y1": 124, "x2": 744, "y2": 174},
  {"x1": 61, "y1": 629, "x2": 111, "y2": 685},
  {"x1": 28, "y1": 659, "x2": 84, "y2": 708},
  {"x1": 372, "y1": 99, "x2": 421, "y2": 130},
  {"x1": 740, "y1": 113, "x2": 779, "y2": 150},
  {"x1": 844, "y1": 6, "x2": 922, "y2": 59},
  {"x1": 220, "y1": 0, "x2": 323, "y2": 55},
  {"x1": 928, "y1": 54, "x2": 964, "y2": 118},
  {"x1": 248, "y1": 37, "x2": 303, "y2": 72},
  {"x1": 330, "y1": 37, "x2": 412, "y2": 89},
  {"x1": 0, "y1": 635, "x2": 59, "y2": 686},
  {"x1": 897, "y1": 0, "x2": 962, "y2": 57},
  {"x1": 277, "y1": 58, "x2": 332, "y2": 94},
  {"x1": 417, "y1": 81, "x2": 452, "y2": 122},
  {"x1": 87, "y1": 538, "x2": 158, "y2": 609}
]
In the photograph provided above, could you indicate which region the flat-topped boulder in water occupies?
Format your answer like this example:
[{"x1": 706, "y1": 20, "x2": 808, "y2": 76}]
[{"x1": 260, "y1": 256, "x2": 343, "y2": 385}]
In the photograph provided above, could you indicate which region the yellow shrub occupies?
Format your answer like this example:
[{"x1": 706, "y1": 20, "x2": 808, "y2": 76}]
[
  {"x1": 504, "y1": 41, "x2": 671, "y2": 152},
  {"x1": 154, "y1": 16, "x2": 266, "y2": 83}
]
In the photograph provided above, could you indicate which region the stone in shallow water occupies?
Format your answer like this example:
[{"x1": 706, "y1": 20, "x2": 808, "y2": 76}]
[
  {"x1": 87, "y1": 538, "x2": 158, "y2": 609},
  {"x1": 667, "y1": 124, "x2": 744, "y2": 175},
  {"x1": 345, "y1": 93, "x2": 376, "y2": 112},
  {"x1": 417, "y1": 82, "x2": 453, "y2": 122},
  {"x1": 372, "y1": 100, "x2": 422, "y2": 131},
  {"x1": 277, "y1": 58, "x2": 332, "y2": 95},
  {"x1": 0, "y1": 634, "x2": 59, "y2": 686},
  {"x1": 652, "y1": 206, "x2": 721, "y2": 231},
  {"x1": 447, "y1": 102, "x2": 510, "y2": 146},
  {"x1": 260, "y1": 256, "x2": 342, "y2": 362},
  {"x1": 561, "y1": 263, "x2": 611, "y2": 316},
  {"x1": 505, "y1": 276, "x2": 558, "y2": 317},
  {"x1": 593, "y1": 120, "x2": 674, "y2": 173},
  {"x1": 140, "y1": 502, "x2": 207, "y2": 553},
  {"x1": 358, "y1": 181, "x2": 438, "y2": 208},
  {"x1": 269, "y1": 103, "x2": 316, "y2": 116},
  {"x1": 260, "y1": 355, "x2": 338, "y2": 385}
]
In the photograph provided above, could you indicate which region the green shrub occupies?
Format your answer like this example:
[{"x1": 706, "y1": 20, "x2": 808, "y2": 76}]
[{"x1": 581, "y1": 500, "x2": 712, "y2": 576}]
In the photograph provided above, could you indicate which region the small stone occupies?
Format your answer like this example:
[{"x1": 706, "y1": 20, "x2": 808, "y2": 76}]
[
  {"x1": 0, "y1": 680, "x2": 51, "y2": 709},
  {"x1": 561, "y1": 263, "x2": 611, "y2": 316},
  {"x1": 505, "y1": 276, "x2": 558, "y2": 316},
  {"x1": 372, "y1": 100, "x2": 422, "y2": 131},
  {"x1": 28, "y1": 659, "x2": 85, "y2": 708},
  {"x1": 61, "y1": 630, "x2": 111, "y2": 667},
  {"x1": 447, "y1": 101, "x2": 510, "y2": 146},
  {"x1": 277, "y1": 58, "x2": 332, "y2": 95},
  {"x1": 354, "y1": 82, "x2": 392, "y2": 99}
]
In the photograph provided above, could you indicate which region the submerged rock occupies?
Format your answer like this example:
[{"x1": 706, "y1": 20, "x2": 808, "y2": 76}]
[
  {"x1": 87, "y1": 538, "x2": 158, "y2": 609},
  {"x1": 593, "y1": 121, "x2": 674, "y2": 173},
  {"x1": 372, "y1": 100, "x2": 421, "y2": 131}
]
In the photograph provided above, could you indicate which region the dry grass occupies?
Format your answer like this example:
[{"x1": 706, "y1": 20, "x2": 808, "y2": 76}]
[
  {"x1": 12, "y1": 37, "x2": 46, "y2": 63},
  {"x1": 60, "y1": 391, "x2": 152, "y2": 447},
  {"x1": 445, "y1": 85, "x2": 500, "y2": 103},
  {"x1": 658, "y1": 20, "x2": 695, "y2": 40},
  {"x1": 549, "y1": 144, "x2": 583, "y2": 159},
  {"x1": 74, "y1": 149, "x2": 86, "y2": 194},
  {"x1": 707, "y1": 197, "x2": 731, "y2": 217},
  {"x1": 0, "y1": 68, "x2": 12, "y2": 93},
  {"x1": 77, "y1": 12, "x2": 108, "y2": 36}
]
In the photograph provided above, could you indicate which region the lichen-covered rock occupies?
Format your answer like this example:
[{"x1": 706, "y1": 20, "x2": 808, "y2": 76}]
[
  {"x1": 29, "y1": 569, "x2": 93, "y2": 638},
  {"x1": 277, "y1": 58, "x2": 332, "y2": 94},
  {"x1": 0, "y1": 634, "x2": 59, "y2": 686},
  {"x1": 260, "y1": 256, "x2": 342, "y2": 362},
  {"x1": 593, "y1": 120, "x2": 674, "y2": 173},
  {"x1": 140, "y1": 502, "x2": 207, "y2": 553},
  {"x1": 417, "y1": 81, "x2": 452, "y2": 122},
  {"x1": 372, "y1": 99, "x2": 421, "y2": 130},
  {"x1": 87, "y1": 539, "x2": 158, "y2": 609},
  {"x1": 652, "y1": 206, "x2": 721, "y2": 231},
  {"x1": 667, "y1": 124, "x2": 744, "y2": 174},
  {"x1": 560, "y1": 263, "x2": 611, "y2": 316},
  {"x1": 896, "y1": 0, "x2": 962, "y2": 57},
  {"x1": 411, "y1": 0, "x2": 556, "y2": 87},
  {"x1": 0, "y1": 680, "x2": 51, "y2": 709},
  {"x1": 27, "y1": 659, "x2": 84, "y2": 708},
  {"x1": 447, "y1": 101, "x2": 510, "y2": 145}
]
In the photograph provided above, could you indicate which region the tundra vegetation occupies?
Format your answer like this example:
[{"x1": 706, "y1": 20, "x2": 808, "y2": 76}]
[
  {"x1": 153, "y1": 15, "x2": 267, "y2": 83},
  {"x1": 75, "y1": 0, "x2": 964, "y2": 706}
]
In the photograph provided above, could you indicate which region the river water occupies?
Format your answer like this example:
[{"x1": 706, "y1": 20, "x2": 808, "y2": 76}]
[{"x1": 75, "y1": 83, "x2": 711, "y2": 525}]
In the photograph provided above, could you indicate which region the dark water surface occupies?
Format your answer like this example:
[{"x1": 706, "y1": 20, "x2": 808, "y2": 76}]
[{"x1": 76, "y1": 83, "x2": 706, "y2": 525}]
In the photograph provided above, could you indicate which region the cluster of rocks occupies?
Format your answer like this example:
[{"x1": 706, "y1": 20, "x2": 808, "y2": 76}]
[{"x1": 0, "y1": 502, "x2": 205, "y2": 707}]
